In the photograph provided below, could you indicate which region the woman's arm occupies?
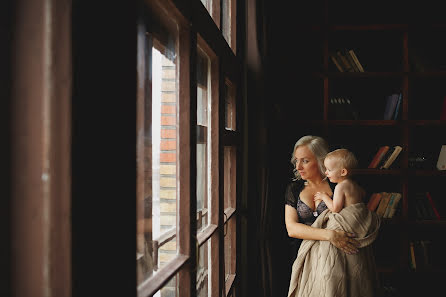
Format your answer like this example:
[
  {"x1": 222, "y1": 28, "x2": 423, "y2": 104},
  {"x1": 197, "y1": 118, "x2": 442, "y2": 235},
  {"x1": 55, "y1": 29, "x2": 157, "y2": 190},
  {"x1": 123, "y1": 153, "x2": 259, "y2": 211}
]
[
  {"x1": 285, "y1": 205, "x2": 332, "y2": 240},
  {"x1": 285, "y1": 204, "x2": 359, "y2": 254}
]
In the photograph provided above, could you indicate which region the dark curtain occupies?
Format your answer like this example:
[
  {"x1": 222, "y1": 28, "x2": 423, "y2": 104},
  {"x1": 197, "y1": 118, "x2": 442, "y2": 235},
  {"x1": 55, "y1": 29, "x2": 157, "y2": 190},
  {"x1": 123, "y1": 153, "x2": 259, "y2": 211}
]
[{"x1": 244, "y1": 0, "x2": 299, "y2": 296}]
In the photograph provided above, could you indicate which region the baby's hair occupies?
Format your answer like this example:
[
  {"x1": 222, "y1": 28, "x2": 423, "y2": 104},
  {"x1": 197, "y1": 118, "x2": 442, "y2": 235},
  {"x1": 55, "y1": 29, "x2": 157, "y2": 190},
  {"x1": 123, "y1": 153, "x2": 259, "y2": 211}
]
[{"x1": 326, "y1": 148, "x2": 358, "y2": 172}]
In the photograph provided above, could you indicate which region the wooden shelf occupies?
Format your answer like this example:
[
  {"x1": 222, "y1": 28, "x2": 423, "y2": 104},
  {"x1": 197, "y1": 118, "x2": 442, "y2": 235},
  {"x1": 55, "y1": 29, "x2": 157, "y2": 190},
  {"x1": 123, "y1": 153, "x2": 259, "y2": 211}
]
[
  {"x1": 409, "y1": 71, "x2": 446, "y2": 77},
  {"x1": 353, "y1": 169, "x2": 446, "y2": 176},
  {"x1": 288, "y1": 5, "x2": 446, "y2": 290},
  {"x1": 287, "y1": 120, "x2": 403, "y2": 126},
  {"x1": 328, "y1": 120, "x2": 401, "y2": 126},
  {"x1": 408, "y1": 120, "x2": 446, "y2": 127},
  {"x1": 408, "y1": 220, "x2": 446, "y2": 226},
  {"x1": 327, "y1": 71, "x2": 405, "y2": 77},
  {"x1": 353, "y1": 169, "x2": 402, "y2": 175},
  {"x1": 408, "y1": 170, "x2": 446, "y2": 176},
  {"x1": 330, "y1": 24, "x2": 408, "y2": 31}
]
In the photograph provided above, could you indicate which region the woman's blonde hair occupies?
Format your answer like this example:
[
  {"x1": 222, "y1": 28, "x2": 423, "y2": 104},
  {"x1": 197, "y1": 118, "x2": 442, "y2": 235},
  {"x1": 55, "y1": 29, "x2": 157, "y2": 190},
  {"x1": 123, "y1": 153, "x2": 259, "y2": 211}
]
[{"x1": 290, "y1": 135, "x2": 329, "y2": 180}]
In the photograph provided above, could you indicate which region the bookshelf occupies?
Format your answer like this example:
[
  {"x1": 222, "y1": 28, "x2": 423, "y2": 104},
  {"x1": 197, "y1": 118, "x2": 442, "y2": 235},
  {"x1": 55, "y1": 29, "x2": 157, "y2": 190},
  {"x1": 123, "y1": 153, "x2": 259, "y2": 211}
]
[{"x1": 278, "y1": 2, "x2": 446, "y2": 295}]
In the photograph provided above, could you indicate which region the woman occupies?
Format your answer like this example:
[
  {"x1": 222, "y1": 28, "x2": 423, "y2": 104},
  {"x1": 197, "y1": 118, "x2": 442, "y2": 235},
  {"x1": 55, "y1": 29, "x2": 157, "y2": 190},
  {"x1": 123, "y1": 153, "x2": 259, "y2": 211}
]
[
  {"x1": 284, "y1": 135, "x2": 359, "y2": 260},
  {"x1": 285, "y1": 135, "x2": 380, "y2": 297}
]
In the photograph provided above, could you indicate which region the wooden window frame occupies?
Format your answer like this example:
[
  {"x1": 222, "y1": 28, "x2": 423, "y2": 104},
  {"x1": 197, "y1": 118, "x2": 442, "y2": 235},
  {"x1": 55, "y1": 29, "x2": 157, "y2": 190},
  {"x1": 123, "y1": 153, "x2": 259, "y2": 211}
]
[
  {"x1": 137, "y1": 1, "x2": 192, "y2": 296},
  {"x1": 138, "y1": 1, "x2": 242, "y2": 296},
  {"x1": 196, "y1": 33, "x2": 221, "y2": 297},
  {"x1": 9, "y1": 0, "x2": 243, "y2": 296},
  {"x1": 138, "y1": 0, "x2": 239, "y2": 297},
  {"x1": 221, "y1": 78, "x2": 239, "y2": 297},
  {"x1": 222, "y1": 0, "x2": 237, "y2": 52}
]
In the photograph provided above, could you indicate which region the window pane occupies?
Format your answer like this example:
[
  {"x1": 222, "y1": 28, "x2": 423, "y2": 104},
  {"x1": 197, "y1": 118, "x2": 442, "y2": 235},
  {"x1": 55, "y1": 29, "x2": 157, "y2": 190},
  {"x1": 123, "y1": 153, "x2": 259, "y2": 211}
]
[
  {"x1": 197, "y1": 48, "x2": 211, "y2": 232},
  {"x1": 200, "y1": 0, "x2": 220, "y2": 26},
  {"x1": 222, "y1": 0, "x2": 236, "y2": 51},
  {"x1": 224, "y1": 146, "x2": 236, "y2": 210},
  {"x1": 224, "y1": 217, "x2": 236, "y2": 281},
  {"x1": 137, "y1": 19, "x2": 179, "y2": 285},
  {"x1": 154, "y1": 273, "x2": 180, "y2": 297},
  {"x1": 200, "y1": 0, "x2": 212, "y2": 15},
  {"x1": 224, "y1": 81, "x2": 236, "y2": 130},
  {"x1": 197, "y1": 240, "x2": 211, "y2": 297}
]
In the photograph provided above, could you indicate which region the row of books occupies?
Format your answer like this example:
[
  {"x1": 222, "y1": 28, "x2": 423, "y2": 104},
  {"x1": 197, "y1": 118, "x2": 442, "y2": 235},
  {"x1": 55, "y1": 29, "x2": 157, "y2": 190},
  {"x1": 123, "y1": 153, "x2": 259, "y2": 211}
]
[
  {"x1": 367, "y1": 192, "x2": 402, "y2": 218},
  {"x1": 409, "y1": 240, "x2": 432, "y2": 271},
  {"x1": 328, "y1": 92, "x2": 401, "y2": 120},
  {"x1": 407, "y1": 146, "x2": 446, "y2": 170},
  {"x1": 437, "y1": 145, "x2": 446, "y2": 170},
  {"x1": 330, "y1": 49, "x2": 364, "y2": 72},
  {"x1": 329, "y1": 97, "x2": 359, "y2": 120},
  {"x1": 383, "y1": 93, "x2": 402, "y2": 120},
  {"x1": 368, "y1": 145, "x2": 402, "y2": 169},
  {"x1": 413, "y1": 191, "x2": 441, "y2": 220}
]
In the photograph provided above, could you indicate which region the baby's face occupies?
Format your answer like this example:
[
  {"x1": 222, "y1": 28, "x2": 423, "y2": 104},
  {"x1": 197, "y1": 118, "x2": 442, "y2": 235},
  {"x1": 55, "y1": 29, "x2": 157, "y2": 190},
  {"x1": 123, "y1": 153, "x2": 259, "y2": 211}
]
[{"x1": 324, "y1": 157, "x2": 343, "y2": 183}]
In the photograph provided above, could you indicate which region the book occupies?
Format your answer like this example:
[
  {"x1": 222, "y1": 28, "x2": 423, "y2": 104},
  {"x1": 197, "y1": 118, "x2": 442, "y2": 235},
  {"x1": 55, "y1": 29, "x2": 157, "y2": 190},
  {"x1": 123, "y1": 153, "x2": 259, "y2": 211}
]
[
  {"x1": 419, "y1": 240, "x2": 432, "y2": 269},
  {"x1": 425, "y1": 192, "x2": 441, "y2": 220},
  {"x1": 382, "y1": 192, "x2": 396, "y2": 218},
  {"x1": 392, "y1": 93, "x2": 402, "y2": 120},
  {"x1": 336, "y1": 51, "x2": 354, "y2": 72},
  {"x1": 384, "y1": 192, "x2": 402, "y2": 218},
  {"x1": 414, "y1": 196, "x2": 425, "y2": 219},
  {"x1": 368, "y1": 146, "x2": 390, "y2": 168},
  {"x1": 344, "y1": 49, "x2": 360, "y2": 72},
  {"x1": 414, "y1": 193, "x2": 434, "y2": 220},
  {"x1": 330, "y1": 54, "x2": 344, "y2": 72},
  {"x1": 330, "y1": 97, "x2": 359, "y2": 120},
  {"x1": 440, "y1": 95, "x2": 446, "y2": 120},
  {"x1": 348, "y1": 49, "x2": 364, "y2": 72},
  {"x1": 383, "y1": 93, "x2": 400, "y2": 120},
  {"x1": 380, "y1": 145, "x2": 403, "y2": 169},
  {"x1": 376, "y1": 192, "x2": 392, "y2": 217},
  {"x1": 377, "y1": 146, "x2": 396, "y2": 169},
  {"x1": 388, "y1": 202, "x2": 400, "y2": 218},
  {"x1": 436, "y1": 145, "x2": 446, "y2": 170},
  {"x1": 367, "y1": 192, "x2": 383, "y2": 211},
  {"x1": 409, "y1": 241, "x2": 417, "y2": 270}
]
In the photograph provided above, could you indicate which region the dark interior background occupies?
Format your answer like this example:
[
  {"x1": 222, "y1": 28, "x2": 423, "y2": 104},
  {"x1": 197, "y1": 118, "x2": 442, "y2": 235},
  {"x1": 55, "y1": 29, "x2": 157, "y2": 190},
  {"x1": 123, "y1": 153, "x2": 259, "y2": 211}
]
[{"x1": 247, "y1": 1, "x2": 445, "y2": 297}]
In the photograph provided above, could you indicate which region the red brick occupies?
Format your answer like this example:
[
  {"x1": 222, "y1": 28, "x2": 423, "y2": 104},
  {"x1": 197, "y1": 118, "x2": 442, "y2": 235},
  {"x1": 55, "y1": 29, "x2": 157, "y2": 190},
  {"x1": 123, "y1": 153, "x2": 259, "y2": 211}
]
[
  {"x1": 161, "y1": 105, "x2": 176, "y2": 114},
  {"x1": 160, "y1": 140, "x2": 176, "y2": 150},
  {"x1": 161, "y1": 116, "x2": 175, "y2": 125},
  {"x1": 161, "y1": 92, "x2": 176, "y2": 102},
  {"x1": 160, "y1": 153, "x2": 176, "y2": 162},
  {"x1": 161, "y1": 129, "x2": 176, "y2": 139}
]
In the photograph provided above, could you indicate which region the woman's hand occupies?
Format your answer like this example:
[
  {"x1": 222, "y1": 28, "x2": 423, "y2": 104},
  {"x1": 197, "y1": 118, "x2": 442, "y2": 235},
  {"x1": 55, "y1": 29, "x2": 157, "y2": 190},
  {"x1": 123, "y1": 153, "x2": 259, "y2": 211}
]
[{"x1": 328, "y1": 230, "x2": 360, "y2": 254}]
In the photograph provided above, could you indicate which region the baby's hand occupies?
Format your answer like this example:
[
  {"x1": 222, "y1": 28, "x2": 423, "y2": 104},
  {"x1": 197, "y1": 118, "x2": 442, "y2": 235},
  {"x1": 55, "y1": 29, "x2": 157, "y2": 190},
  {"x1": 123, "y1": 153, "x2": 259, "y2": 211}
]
[{"x1": 314, "y1": 191, "x2": 328, "y2": 202}]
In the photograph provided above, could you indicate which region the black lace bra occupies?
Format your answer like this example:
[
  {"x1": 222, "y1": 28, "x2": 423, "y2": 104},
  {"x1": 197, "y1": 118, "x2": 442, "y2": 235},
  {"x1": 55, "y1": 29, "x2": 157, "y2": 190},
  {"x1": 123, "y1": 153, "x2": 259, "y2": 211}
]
[{"x1": 285, "y1": 180, "x2": 335, "y2": 226}]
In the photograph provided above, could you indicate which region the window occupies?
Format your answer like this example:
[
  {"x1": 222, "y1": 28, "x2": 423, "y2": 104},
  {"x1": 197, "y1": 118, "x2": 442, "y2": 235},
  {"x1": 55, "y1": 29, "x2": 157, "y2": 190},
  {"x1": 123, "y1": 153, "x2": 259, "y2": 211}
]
[
  {"x1": 222, "y1": 79, "x2": 238, "y2": 296},
  {"x1": 196, "y1": 36, "x2": 220, "y2": 297},
  {"x1": 222, "y1": 0, "x2": 237, "y2": 52},
  {"x1": 137, "y1": 1, "x2": 240, "y2": 296},
  {"x1": 196, "y1": 47, "x2": 211, "y2": 233},
  {"x1": 136, "y1": 12, "x2": 181, "y2": 283},
  {"x1": 137, "y1": 3, "x2": 190, "y2": 296},
  {"x1": 200, "y1": 0, "x2": 221, "y2": 28},
  {"x1": 224, "y1": 80, "x2": 236, "y2": 131}
]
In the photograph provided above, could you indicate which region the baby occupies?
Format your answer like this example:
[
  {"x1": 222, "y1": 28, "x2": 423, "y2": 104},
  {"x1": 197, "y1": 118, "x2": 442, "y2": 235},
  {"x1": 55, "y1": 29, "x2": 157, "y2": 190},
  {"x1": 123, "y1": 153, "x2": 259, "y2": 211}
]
[{"x1": 314, "y1": 148, "x2": 365, "y2": 212}]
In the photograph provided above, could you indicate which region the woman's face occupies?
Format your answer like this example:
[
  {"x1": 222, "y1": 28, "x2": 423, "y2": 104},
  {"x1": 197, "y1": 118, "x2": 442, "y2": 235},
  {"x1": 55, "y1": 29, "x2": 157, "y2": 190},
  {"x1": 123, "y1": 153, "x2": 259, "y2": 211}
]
[{"x1": 294, "y1": 145, "x2": 321, "y2": 181}]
